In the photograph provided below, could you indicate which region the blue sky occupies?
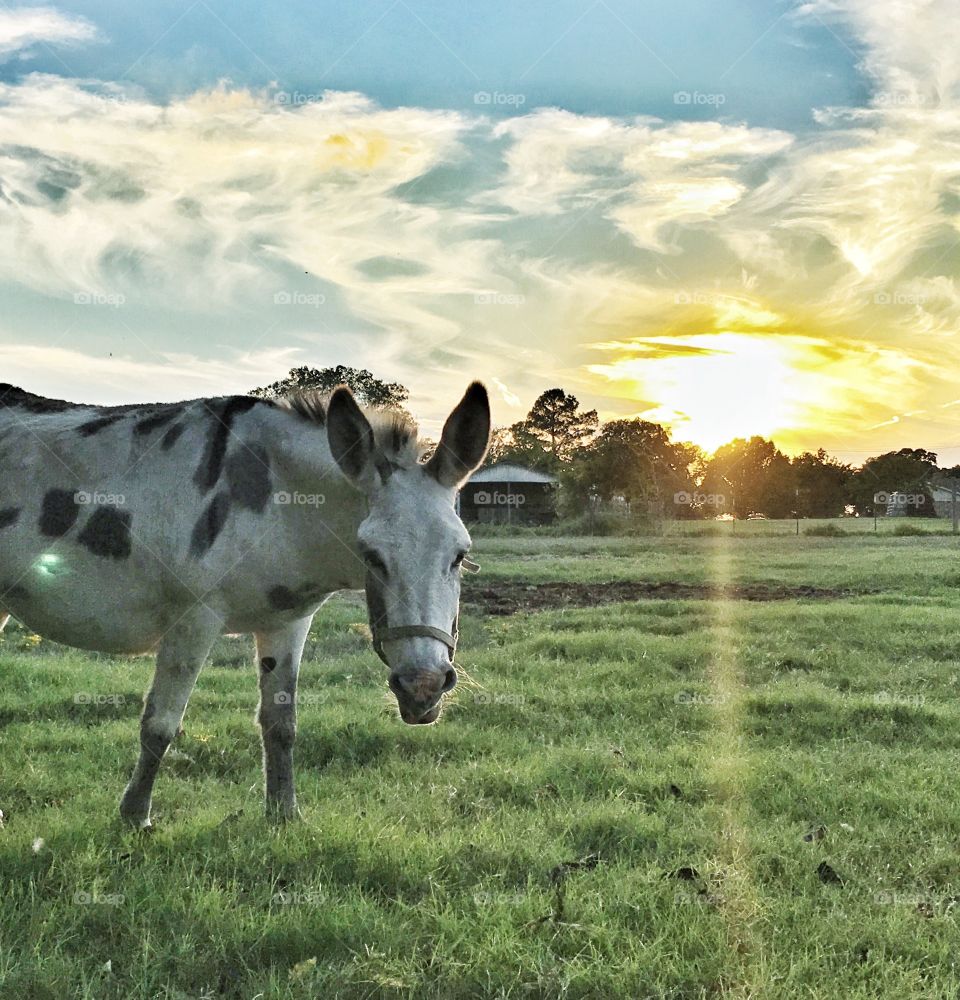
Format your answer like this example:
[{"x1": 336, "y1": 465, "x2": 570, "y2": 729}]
[
  {"x1": 0, "y1": 1, "x2": 958, "y2": 459},
  {"x1": 7, "y1": 0, "x2": 865, "y2": 128}
]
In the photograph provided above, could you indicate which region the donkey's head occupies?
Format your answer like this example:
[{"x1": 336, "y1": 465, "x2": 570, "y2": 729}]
[{"x1": 327, "y1": 383, "x2": 491, "y2": 724}]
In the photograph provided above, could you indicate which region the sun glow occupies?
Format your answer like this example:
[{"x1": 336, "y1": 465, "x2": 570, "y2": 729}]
[{"x1": 588, "y1": 332, "x2": 837, "y2": 453}]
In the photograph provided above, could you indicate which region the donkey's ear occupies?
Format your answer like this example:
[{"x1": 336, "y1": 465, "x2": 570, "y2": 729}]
[
  {"x1": 327, "y1": 386, "x2": 377, "y2": 490},
  {"x1": 427, "y1": 382, "x2": 491, "y2": 489}
]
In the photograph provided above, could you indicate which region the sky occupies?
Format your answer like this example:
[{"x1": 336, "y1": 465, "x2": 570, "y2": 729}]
[{"x1": 0, "y1": 1, "x2": 957, "y2": 460}]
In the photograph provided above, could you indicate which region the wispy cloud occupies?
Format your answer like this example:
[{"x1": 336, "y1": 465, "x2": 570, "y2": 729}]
[{"x1": 0, "y1": 7, "x2": 97, "y2": 61}]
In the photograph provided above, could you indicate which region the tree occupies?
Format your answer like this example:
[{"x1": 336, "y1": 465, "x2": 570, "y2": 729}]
[
  {"x1": 250, "y1": 366, "x2": 409, "y2": 409},
  {"x1": 563, "y1": 418, "x2": 702, "y2": 517},
  {"x1": 700, "y1": 437, "x2": 794, "y2": 518},
  {"x1": 526, "y1": 389, "x2": 598, "y2": 462},
  {"x1": 791, "y1": 449, "x2": 852, "y2": 518},
  {"x1": 485, "y1": 421, "x2": 554, "y2": 471}
]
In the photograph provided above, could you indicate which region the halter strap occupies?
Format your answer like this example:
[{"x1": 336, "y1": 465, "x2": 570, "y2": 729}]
[{"x1": 371, "y1": 622, "x2": 458, "y2": 665}]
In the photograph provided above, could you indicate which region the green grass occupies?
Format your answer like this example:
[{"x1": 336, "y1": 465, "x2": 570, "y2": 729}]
[{"x1": 3, "y1": 526, "x2": 960, "y2": 998}]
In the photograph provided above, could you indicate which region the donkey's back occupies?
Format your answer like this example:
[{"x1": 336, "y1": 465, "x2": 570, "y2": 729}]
[{"x1": 0, "y1": 384, "x2": 288, "y2": 652}]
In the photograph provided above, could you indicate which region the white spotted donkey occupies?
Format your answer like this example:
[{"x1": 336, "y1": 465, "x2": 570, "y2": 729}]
[{"x1": 0, "y1": 381, "x2": 490, "y2": 826}]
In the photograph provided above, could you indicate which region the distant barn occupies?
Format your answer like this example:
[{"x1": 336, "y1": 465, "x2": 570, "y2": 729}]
[{"x1": 458, "y1": 463, "x2": 559, "y2": 525}]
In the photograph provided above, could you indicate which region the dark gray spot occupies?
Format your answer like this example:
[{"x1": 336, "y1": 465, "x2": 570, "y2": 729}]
[
  {"x1": 161, "y1": 422, "x2": 185, "y2": 450},
  {"x1": 77, "y1": 506, "x2": 132, "y2": 559},
  {"x1": 268, "y1": 585, "x2": 298, "y2": 611},
  {"x1": 365, "y1": 570, "x2": 389, "y2": 632},
  {"x1": 134, "y1": 407, "x2": 183, "y2": 436},
  {"x1": 78, "y1": 413, "x2": 126, "y2": 436},
  {"x1": 190, "y1": 492, "x2": 230, "y2": 556},
  {"x1": 194, "y1": 397, "x2": 260, "y2": 494},
  {"x1": 0, "y1": 507, "x2": 20, "y2": 529},
  {"x1": 260, "y1": 656, "x2": 276, "y2": 673},
  {"x1": 226, "y1": 446, "x2": 271, "y2": 512},
  {"x1": 1, "y1": 582, "x2": 28, "y2": 601},
  {"x1": 0, "y1": 384, "x2": 77, "y2": 414},
  {"x1": 39, "y1": 489, "x2": 79, "y2": 536},
  {"x1": 267, "y1": 583, "x2": 325, "y2": 612}
]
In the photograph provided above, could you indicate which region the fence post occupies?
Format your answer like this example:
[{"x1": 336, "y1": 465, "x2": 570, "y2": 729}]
[{"x1": 953, "y1": 484, "x2": 958, "y2": 535}]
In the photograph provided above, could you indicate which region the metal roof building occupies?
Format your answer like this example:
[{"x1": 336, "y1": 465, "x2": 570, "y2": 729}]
[
  {"x1": 467, "y1": 463, "x2": 558, "y2": 485},
  {"x1": 459, "y1": 463, "x2": 559, "y2": 524}
]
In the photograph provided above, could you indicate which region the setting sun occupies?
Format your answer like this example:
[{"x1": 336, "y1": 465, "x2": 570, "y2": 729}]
[{"x1": 589, "y1": 332, "x2": 841, "y2": 453}]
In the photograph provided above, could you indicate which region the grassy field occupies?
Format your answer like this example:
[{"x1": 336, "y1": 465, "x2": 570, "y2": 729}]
[{"x1": 3, "y1": 524, "x2": 960, "y2": 998}]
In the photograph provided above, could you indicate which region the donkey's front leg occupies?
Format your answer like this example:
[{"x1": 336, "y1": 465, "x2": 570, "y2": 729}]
[
  {"x1": 119, "y1": 605, "x2": 224, "y2": 828},
  {"x1": 255, "y1": 617, "x2": 312, "y2": 821}
]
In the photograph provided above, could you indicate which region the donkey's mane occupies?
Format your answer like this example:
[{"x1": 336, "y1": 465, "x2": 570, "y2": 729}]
[{"x1": 279, "y1": 390, "x2": 426, "y2": 469}]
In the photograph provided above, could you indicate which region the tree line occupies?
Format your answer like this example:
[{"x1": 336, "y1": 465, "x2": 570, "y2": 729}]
[
  {"x1": 486, "y1": 389, "x2": 956, "y2": 519},
  {"x1": 252, "y1": 368, "x2": 957, "y2": 519}
]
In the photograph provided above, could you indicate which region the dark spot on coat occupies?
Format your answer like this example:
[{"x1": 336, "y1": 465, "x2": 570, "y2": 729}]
[
  {"x1": 189, "y1": 492, "x2": 230, "y2": 556},
  {"x1": 226, "y1": 446, "x2": 271, "y2": 512},
  {"x1": 193, "y1": 397, "x2": 260, "y2": 494},
  {"x1": 0, "y1": 507, "x2": 20, "y2": 529},
  {"x1": 160, "y1": 422, "x2": 185, "y2": 450},
  {"x1": 0, "y1": 384, "x2": 77, "y2": 413},
  {"x1": 1, "y1": 582, "x2": 28, "y2": 601},
  {"x1": 77, "y1": 506, "x2": 132, "y2": 559},
  {"x1": 365, "y1": 570, "x2": 389, "y2": 632},
  {"x1": 267, "y1": 583, "x2": 327, "y2": 612},
  {"x1": 78, "y1": 413, "x2": 126, "y2": 436},
  {"x1": 268, "y1": 585, "x2": 298, "y2": 611},
  {"x1": 374, "y1": 455, "x2": 395, "y2": 483},
  {"x1": 260, "y1": 656, "x2": 277, "y2": 673},
  {"x1": 134, "y1": 407, "x2": 183, "y2": 436},
  {"x1": 39, "y1": 489, "x2": 79, "y2": 537}
]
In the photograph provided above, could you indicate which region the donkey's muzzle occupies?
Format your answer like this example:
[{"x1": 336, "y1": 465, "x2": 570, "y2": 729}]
[{"x1": 390, "y1": 667, "x2": 457, "y2": 724}]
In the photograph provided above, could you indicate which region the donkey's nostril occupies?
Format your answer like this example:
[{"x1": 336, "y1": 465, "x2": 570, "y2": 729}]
[
  {"x1": 441, "y1": 668, "x2": 457, "y2": 693},
  {"x1": 388, "y1": 673, "x2": 404, "y2": 696}
]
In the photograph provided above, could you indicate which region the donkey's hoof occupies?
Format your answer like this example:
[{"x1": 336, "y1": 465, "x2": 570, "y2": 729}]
[{"x1": 119, "y1": 800, "x2": 152, "y2": 829}]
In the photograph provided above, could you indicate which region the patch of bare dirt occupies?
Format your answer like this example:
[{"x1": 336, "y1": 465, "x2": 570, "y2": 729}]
[{"x1": 463, "y1": 580, "x2": 865, "y2": 616}]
